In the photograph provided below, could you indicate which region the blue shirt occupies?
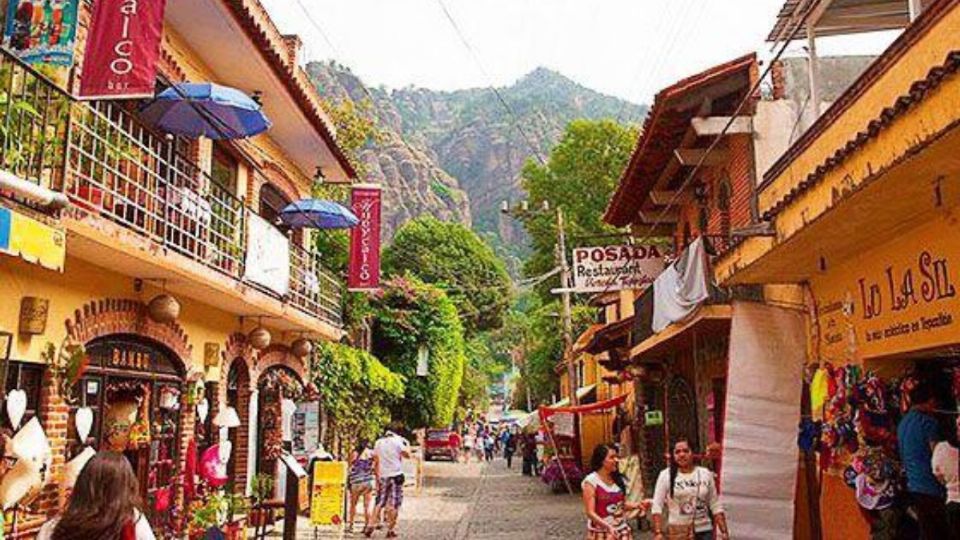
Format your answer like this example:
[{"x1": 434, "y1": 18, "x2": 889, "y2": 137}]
[{"x1": 897, "y1": 409, "x2": 943, "y2": 496}]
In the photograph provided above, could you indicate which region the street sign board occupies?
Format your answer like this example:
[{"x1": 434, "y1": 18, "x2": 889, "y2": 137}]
[{"x1": 572, "y1": 245, "x2": 666, "y2": 293}]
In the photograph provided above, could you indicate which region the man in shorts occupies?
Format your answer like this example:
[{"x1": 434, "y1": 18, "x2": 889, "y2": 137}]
[{"x1": 367, "y1": 425, "x2": 410, "y2": 538}]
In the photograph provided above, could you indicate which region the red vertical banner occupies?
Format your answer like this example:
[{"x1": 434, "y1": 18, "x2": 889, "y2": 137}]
[
  {"x1": 348, "y1": 184, "x2": 382, "y2": 291},
  {"x1": 78, "y1": 0, "x2": 167, "y2": 100}
]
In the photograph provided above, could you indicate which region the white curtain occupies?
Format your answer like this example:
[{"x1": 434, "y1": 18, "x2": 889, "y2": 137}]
[
  {"x1": 721, "y1": 301, "x2": 806, "y2": 540},
  {"x1": 652, "y1": 237, "x2": 710, "y2": 332}
]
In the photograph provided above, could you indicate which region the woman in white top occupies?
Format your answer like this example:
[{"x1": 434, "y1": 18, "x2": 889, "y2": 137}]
[
  {"x1": 932, "y1": 416, "x2": 960, "y2": 535},
  {"x1": 38, "y1": 451, "x2": 156, "y2": 540},
  {"x1": 651, "y1": 439, "x2": 728, "y2": 540}
]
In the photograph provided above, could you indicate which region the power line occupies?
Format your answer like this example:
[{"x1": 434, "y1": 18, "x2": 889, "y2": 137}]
[
  {"x1": 435, "y1": 0, "x2": 547, "y2": 166},
  {"x1": 631, "y1": 0, "x2": 821, "y2": 247}
]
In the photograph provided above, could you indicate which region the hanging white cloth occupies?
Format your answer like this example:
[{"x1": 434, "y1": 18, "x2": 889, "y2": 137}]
[{"x1": 652, "y1": 237, "x2": 710, "y2": 333}]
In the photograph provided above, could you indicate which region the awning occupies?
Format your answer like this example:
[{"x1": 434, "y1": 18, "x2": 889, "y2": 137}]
[
  {"x1": 629, "y1": 304, "x2": 732, "y2": 361},
  {"x1": 0, "y1": 206, "x2": 65, "y2": 272},
  {"x1": 540, "y1": 392, "x2": 629, "y2": 418},
  {"x1": 767, "y1": 0, "x2": 912, "y2": 43}
]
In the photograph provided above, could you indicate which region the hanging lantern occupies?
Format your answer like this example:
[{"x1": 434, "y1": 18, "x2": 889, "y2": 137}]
[
  {"x1": 248, "y1": 326, "x2": 271, "y2": 350},
  {"x1": 147, "y1": 294, "x2": 180, "y2": 324},
  {"x1": 291, "y1": 338, "x2": 313, "y2": 358},
  {"x1": 74, "y1": 407, "x2": 94, "y2": 442}
]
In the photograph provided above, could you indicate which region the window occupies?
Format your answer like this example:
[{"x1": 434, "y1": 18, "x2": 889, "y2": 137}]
[
  {"x1": 1, "y1": 362, "x2": 44, "y2": 428},
  {"x1": 211, "y1": 143, "x2": 239, "y2": 194},
  {"x1": 259, "y1": 183, "x2": 290, "y2": 227}
]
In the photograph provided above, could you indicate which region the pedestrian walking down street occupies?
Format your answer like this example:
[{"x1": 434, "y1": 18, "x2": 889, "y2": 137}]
[
  {"x1": 38, "y1": 451, "x2": 156, "y2": 540},
  {"x1": 651, "y1": 439, "x2": 728, "y2": 540},
  {"x1": 582, "y1": 443, "x2": 646, "y2": 540},
  {"x1": 483, "y1": 431, "x2": 496, "y2": 462},
  {"x1": 898, "y1": 381, "x2": 951, "y2": 539},
  {"x1": 522, "y1": 432, "x2": 538, "y2": 476},
  {"x1": 463, "y1": 429, "x2": 475, "y2": 464},
  {"x1": 503, "y1": 427, "x2": 518, "y2": 469},
  {"x1": 347, "y1": 440, "x2": 376, "y2": 534},
  {"x1": 368, "y1": 425, "x2": 412, "y2": 538}
]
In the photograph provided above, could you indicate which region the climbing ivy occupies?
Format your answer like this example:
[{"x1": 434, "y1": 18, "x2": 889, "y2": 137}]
[
  {"x1": 309, "y1": 341, "x2": 405, "y2": 445},
  {"x1": 371, "y1": 276, "x2": 467, "y2": 429}
]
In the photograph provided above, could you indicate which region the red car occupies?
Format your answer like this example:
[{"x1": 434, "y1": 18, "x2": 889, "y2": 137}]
[{"x1": 424, "y1": 429, "x2": 459, "y2": 461}]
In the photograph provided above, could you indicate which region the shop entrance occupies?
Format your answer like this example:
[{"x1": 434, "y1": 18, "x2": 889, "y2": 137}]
[
  {"x1": 70, "y1": 335, "x2": 186, "y2": 532},
  {"x1": 255, "y1": 365, "x2": 304, "y2": 495},
  {"x1": 225, "y1": 358, "x2": 250, "y2": 494}
]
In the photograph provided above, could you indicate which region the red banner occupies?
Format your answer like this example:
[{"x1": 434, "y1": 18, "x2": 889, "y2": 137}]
[
  {"x1": 78, "y1": 0, "x2": 167, "y2": 100},
  {"x1": 348, "y1": 185, "x2": 382, "y2": 291}
]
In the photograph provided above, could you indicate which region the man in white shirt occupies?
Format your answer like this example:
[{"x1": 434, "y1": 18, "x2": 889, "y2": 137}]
[{"x1": 366, "y1": 425, "x2": 411, "y2": 538}]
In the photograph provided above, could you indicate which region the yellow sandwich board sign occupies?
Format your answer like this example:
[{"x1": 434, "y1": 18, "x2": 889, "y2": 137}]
[{"x1": 310, "y1": 461, "x2": 348, "y2": 529}]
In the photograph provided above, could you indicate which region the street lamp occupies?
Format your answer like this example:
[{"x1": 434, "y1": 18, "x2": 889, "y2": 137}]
[{"x1": 501, "y1": 199, "x2": 579, "y2": 406}]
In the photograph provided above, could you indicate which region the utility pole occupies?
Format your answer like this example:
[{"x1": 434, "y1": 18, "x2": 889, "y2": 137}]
[{"x1": 556, "y1": 207, "x2": 578, "y2": 406}]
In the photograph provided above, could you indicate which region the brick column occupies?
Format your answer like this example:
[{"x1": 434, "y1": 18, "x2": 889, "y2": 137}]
[
  {"x1": 176, "y1": 385, "x2": 198, "y2": 534},
  {"x1": 38, "y1": 369, "x2": 69, "y2": 515}
]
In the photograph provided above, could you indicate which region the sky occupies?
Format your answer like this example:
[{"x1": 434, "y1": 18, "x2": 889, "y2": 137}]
[{"x1": 261, "y1": 0, "x2": 899, "y2": 105}]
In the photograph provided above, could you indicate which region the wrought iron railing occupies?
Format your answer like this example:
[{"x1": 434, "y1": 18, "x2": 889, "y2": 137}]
[
  {"x1": 289, "y1": 243, "x2": 344, "y2": 328},
  {"x1": 0, "y1": 51, "x2": 70, "y2": 191},
  {"x1": 0, "y1": 48, "x2": 344, "y2": 329}
]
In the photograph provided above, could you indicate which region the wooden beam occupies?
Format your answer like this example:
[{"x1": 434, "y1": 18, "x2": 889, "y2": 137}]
[
  {"x1": 649, "y1": 190, "x2": 691, "y2": 206},
  {"x1": 691, "y1": 116, "x2": 753, "y2": 136},
  {"x1": 674, "y1": 148, "x2": 729, "y2": 167},
  {"x1": 637, "y1": 208, "x2": 678, "y2": 225}
]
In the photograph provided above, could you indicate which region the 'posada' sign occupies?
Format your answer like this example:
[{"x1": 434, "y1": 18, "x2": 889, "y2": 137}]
[{"x1": 572, "y1": 244, "x2": 666, "y2": 293}]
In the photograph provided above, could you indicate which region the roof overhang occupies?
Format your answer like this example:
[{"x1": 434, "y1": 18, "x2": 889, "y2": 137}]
[
  {"x1": 629, "y1": 305, "x2": 731, "y2": 362},
  {"x1": 165, "y1": 0, "x2": 356, "y2": 183},
  {"x1": 768, "y1": 0, "x2": 913, "y2": 43},
  {"x1": 604, "y1": 54, "x2": 757, "y2": 227}
]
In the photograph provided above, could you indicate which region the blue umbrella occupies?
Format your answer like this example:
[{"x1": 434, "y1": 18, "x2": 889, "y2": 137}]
[
  {"x1": 140, "y1": 82, "x2": 271, "y2": 139},
  {"x1": 280, "y1": 199, "x2": 359, "y2": 230}
]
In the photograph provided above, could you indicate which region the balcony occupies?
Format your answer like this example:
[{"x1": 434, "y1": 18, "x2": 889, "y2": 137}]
[{"x1": 0, "y1": 49, "x2": 343, "y2": 330}]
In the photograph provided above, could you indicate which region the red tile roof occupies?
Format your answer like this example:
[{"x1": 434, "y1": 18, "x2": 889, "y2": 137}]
[{"x1": 604, "y1": 54, "x2": 757, "y2": 227}]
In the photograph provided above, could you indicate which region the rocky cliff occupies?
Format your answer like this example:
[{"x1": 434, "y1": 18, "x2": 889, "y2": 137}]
[{"x1": 307, "y1": 62, "x2": 647, "y2": 243}]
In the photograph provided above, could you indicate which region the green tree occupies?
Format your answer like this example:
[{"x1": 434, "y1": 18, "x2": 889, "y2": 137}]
[
  {"x1": 383, "y1": 217, "x2": 512, "y2": 335},
  {"x1": 371, "y1": 276, "x2": 467, "y2": 429},
  {"x1": 519, "y1": 119, "x2": 638, "y2": 299},
  {"x1": 310, "y1": 342, "x2": 404, "y2": 446}
]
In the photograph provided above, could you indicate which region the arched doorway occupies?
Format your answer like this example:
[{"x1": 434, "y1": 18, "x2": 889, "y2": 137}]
[
  {"x1": 256, "y1": 365, "x2": 304, "y2": 494},
  {"x1": 70, "y1": 334, "x2": 186, "y2": 530},
  {"x1": 225, "y1": 358, "x2": 251, "y2": 494}
]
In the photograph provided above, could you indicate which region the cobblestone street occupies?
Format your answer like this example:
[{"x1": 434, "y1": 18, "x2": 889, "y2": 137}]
[{"x1": 355, "y1": 458, "x2": 586, "y2": 539}]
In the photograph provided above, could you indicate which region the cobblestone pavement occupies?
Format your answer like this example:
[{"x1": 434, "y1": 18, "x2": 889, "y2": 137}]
[
  {"x1": 295, "y1": 457, "x2": 651, "y2": 539},
  {"x1": 363, "y1": 457, "x2": 584, "y2": 539}
]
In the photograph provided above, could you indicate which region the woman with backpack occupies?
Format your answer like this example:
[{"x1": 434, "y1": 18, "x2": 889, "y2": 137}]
[{"x1": 650, "y1": 439, "x2": 729, "y2": 540}]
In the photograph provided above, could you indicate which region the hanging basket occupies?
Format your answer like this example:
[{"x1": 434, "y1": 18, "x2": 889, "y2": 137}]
[
  {"x1": 248, "y1": 327, "x2": 271, "y2": 350},
  {"x1": 147, "y1": 294, "x2": 181, "y2": 324}
]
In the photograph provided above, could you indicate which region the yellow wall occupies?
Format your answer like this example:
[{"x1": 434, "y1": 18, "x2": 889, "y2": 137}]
[{"x1": 0, "y1": 254, "x2": 270, "y2": 382}]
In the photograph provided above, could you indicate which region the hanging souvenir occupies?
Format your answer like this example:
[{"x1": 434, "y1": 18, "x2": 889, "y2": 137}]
[
  {"x1": 11, "y1": 418, "x2": 51, "y2": 468},
  {"x1": 0, "y1": 459, "x2": 43, "y2": 510},
  {"x1": 5, "y1": 389, "x2": 26, "y2": 430},
  {"x1": 200, "y1": 444, "x2": 228, "y2": 487},
  {"x1": 75, "y1": 407, "x2": 94, "y2": 442},
  {"x1": 196, "y1": 398, "x2": 209, "y2": 425}
]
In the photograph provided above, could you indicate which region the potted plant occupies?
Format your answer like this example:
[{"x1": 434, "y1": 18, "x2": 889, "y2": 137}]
[
  {"x1": 248, "y1": 474, "x2": 275, "y2": 529},
  {"x1": 188, "y1": 490, "x2": 249, "y2": 540}
]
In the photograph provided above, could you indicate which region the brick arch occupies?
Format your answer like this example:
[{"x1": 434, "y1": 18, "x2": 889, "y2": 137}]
[
  {"x1": 255, "y1": 344, "x2": 305, "y2": 383},
  {"x1": 261, "y1": 161, "x2": 304, "y2": 202},
  {"x1": 218, "y1": 333, "x2": 258, "y2": 395},
  {"x1": 65, "y1": 298, "x2": 193, "y2": 363}
]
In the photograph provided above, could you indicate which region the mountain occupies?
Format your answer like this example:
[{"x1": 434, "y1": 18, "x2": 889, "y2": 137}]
[{"x1": 306, "y1": 63, "x2": 648, "y2": 245}]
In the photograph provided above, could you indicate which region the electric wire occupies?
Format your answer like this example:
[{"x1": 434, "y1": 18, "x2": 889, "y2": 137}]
[
  {"x1": 435, "y1": 0, "x2": 548, "y2": 166},
  {"x1": 627, "y1": 0, "x2": 821, "y2": 251}
]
